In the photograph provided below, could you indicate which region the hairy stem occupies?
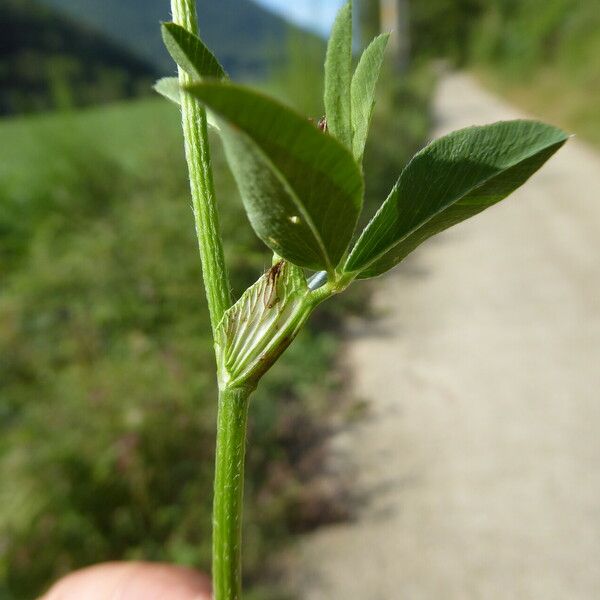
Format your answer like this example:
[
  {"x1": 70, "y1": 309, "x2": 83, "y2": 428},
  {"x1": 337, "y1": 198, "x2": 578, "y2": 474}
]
[
  {"x1": 212, "y1": 386, "x2": 252, "y2": 600},
  {"x1": 170, "y1": 2, "x2": 241, "y2": 598},
  {"x1": 171, "y1": 0, "x2": 231, "y2": 335}
]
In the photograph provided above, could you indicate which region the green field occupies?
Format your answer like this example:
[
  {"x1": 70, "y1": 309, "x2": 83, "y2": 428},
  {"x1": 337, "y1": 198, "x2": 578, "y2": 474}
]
[{"x1": 0, "y1": 99, "x2": 178, "y2": 188}]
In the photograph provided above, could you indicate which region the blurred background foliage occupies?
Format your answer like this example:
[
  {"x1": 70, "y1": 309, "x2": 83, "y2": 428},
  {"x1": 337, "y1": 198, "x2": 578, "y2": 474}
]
[
  {"x1": 469, "y1": 0, "x2": 600, "y2": 146},
  {"x1": 405, "y1": 0, "x2": 599, "y2": 144},
  {"x1": 1, "y1": 0, "x2": 596, "y2": 597}
]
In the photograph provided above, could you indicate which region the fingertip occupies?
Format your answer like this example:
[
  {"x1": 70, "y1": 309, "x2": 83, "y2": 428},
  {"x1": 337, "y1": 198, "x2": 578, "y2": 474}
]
[{"x1": 41, "y1": 562, "x2": 212, "y2": 600}]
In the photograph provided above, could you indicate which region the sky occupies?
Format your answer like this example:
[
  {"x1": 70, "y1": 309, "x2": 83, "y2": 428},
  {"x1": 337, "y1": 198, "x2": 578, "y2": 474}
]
[{"x1": 253, "y1": 0, "x2": 346, "y2": 36}]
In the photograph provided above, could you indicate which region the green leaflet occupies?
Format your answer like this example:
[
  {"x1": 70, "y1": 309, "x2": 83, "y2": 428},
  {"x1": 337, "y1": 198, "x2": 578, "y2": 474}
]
[
  {"x1": 153, "y1": 77, "x2": 220, "y2": 130},
  {"x1": 153, "y1": 77, "x2": 181, "y2": 104},
  {"x1": 351, "y1": 33, "x2": 389, "y2": 162},
  {"x1": 161, "y1": 22, "x2": 226, "y2": 80},
  {"x1": 185, "y1": 82, "x2": 364, "y2": 272},
  {"x1": 324, "y1": 1, "x2": 353, "y2": 149},
  {"x1": 216, "y1": 261, "x2": 310, "y2": 388},
  {"x1": 345, "y1": 120, "x2": 568, "y2": 278}
]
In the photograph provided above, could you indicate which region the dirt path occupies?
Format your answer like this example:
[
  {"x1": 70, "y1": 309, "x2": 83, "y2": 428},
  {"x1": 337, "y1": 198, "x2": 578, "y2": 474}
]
[{"x1": 294, "y1": 72, "x2": 600, "y2": 599}]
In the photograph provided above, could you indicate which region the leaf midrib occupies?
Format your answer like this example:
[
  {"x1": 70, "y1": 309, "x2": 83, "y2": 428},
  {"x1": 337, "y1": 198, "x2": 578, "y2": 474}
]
[
  {"x1": 345, "y1": 137, "x2": 565, "y2": 274},
  {"x1": 232, "y1": 124, "x2": 335, "y2": 273}
]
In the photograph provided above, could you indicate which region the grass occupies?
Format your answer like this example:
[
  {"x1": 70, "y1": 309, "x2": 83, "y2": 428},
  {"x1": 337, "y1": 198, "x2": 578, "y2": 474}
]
[{"x1": 0, "y1": 99, "x2": 180, "y2": 191}]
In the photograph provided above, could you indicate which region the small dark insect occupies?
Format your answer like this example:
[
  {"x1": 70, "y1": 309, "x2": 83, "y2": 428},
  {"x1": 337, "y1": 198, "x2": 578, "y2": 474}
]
[
  {"x1": 317, "y1": 116, "x2": 328, "y2": 132},
  {"x1": 263, "y1": 260, "x2": 284, "y2": 309}
]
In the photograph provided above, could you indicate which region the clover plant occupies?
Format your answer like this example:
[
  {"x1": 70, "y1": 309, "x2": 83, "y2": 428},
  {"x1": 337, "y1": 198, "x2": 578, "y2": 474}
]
[{"x1": 158, "y1": 1, "x2": 567, "y2": 598}]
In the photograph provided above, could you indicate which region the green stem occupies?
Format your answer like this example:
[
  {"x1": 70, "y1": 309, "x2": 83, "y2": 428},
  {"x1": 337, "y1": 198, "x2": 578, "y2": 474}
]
[
  {"x1": 170, "y1": 2, "x2": 242, "y2": 597},
  {"x1": 213, "y1": 386, "x2": 252, "y2": 600},
  {"x1": 171, "y1": 0, "x2": 231, "y2": 335}
]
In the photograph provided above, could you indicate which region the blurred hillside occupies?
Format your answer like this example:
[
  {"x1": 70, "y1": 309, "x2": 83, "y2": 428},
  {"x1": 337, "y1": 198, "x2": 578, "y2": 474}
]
[
  {"x1": 0, "y1": 0, "x2": 158, "y2": 115},
  {"x1": 39, "y1": 0, "x2": 296, "y2": 76}
]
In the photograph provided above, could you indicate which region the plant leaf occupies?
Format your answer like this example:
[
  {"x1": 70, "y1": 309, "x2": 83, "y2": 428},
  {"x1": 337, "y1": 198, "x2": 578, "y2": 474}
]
[
  {"x1": 216, "y1": 261, "x2": 309, "y2": 388},
  {"x1": 153, "y1": 77, "x2": 221, "y2": 130},
  {"x1": 153, "y1": 77, "x2": 181, "y2": 104},
  {"x1": 351, "y1": 33, "x2": 389, "y2": 162},
  {"x1": 161, "y1": 22, "x2": 226, "y2": 80},
  {"x1": 345, "y1": 120, "x2": 568, "y2": 278},
  {"x1": 324, "y1": 1, "x2": 353, "y2": 148},
  {"x1": 185, "y1": 81, "x2": 364, "y2": 272}
]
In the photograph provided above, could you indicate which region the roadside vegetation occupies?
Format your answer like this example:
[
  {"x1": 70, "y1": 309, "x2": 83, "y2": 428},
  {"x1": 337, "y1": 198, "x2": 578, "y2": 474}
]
[
  {"x1": 470, "y1": 0, "x2": 600, "y2": 146},
  {"x1": 408, "y1": 0, "x2": 600, "y2": 146}
]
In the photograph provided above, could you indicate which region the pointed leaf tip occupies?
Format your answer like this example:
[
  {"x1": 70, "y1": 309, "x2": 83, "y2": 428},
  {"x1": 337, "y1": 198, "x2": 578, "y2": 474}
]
[
  {"x1": 345, "y1": 120, "x2": 567, "y2": 278},
  {"x1": 161, "y1": 22, "x2": 226, "y2": 80}
]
